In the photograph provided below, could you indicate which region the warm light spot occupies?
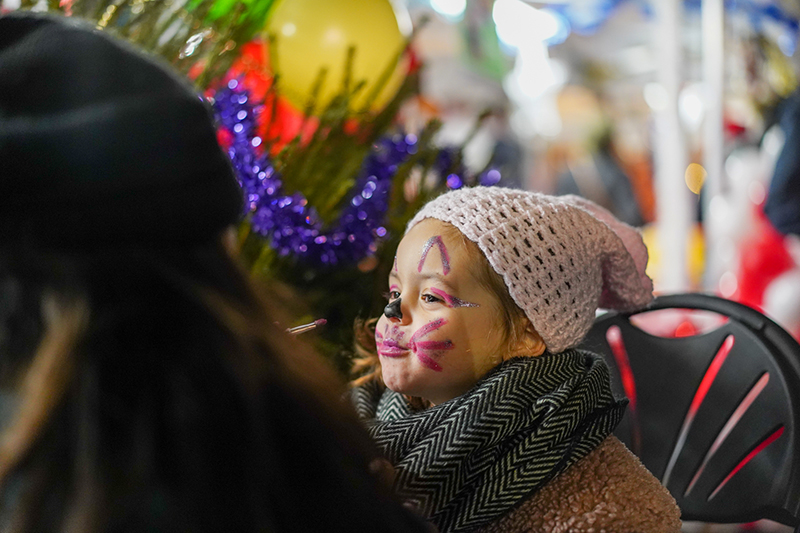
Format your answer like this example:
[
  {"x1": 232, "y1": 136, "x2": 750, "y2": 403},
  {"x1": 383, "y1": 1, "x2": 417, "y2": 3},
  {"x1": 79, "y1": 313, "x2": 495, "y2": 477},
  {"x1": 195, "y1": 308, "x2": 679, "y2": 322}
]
[
  {"x1": 687, "y1": 224, "x2": 706, "y2": 288},
  {"x1": 280, "y1": 23, "x2": 296, "y2": 37},
  {"x1": 357, "y1": 256, "x2": 379, "y2": 273},
  {"x1": 685, "y1": 163, "x2": 707, "y2": 194},
  {"x1": 640, "y1": 224, "x2": 659, "y2": 282}
]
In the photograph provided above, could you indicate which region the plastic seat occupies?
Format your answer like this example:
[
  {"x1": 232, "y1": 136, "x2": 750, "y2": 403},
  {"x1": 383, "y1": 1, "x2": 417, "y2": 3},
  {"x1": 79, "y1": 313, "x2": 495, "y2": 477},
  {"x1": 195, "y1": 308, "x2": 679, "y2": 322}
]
[{"x1": 580, "y1": 293, "x2": 800, "y2": 530}]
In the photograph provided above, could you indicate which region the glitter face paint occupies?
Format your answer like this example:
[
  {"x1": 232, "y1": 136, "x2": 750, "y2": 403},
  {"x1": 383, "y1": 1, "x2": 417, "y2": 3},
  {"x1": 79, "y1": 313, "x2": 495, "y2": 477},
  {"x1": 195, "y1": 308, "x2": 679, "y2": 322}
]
[
  {"x1": 376, "y1": 324, "x2": 407, "y2": 358},
  {"x1": 376, "y1": 218, "x2": 510, "y2": 404},
  {"x1": 429, "y1": 287, "x2": 480, "y2": 309},
  {"x1": 383, "y1": 323, "x2": 405, "y2": 341},
  {"x1": 376, "y1": 319, "x2": 453, "y2": 371},
  {"x1": 409, "y1": 318, "x2": 453, "y2": 372},
  {"x1": 418, "y1": 236, "x2": 451, "y2": 275}
]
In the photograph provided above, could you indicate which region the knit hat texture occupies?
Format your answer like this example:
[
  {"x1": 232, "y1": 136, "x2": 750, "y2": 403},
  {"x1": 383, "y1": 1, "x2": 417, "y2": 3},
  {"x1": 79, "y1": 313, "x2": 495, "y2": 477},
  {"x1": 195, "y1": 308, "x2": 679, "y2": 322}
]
[
  {"x1": 406, "y1": 187, "x2": 653, "y2": 353},
  {"x1": 0, "y1": 12, "x2": 243, "y2": 249}
]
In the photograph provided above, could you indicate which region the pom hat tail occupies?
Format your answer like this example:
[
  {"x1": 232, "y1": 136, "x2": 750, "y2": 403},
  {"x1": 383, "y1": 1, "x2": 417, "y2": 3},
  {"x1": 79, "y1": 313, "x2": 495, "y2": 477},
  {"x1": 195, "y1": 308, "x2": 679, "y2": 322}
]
[{"x1": 406, "y1": 187, "x2": 653, "y2": 353}]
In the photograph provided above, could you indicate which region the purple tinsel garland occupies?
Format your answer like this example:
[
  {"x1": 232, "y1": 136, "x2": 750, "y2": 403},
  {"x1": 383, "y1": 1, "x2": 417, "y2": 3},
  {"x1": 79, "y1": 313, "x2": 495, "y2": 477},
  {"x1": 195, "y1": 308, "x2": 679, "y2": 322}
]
[{"x1": 213, "y1": 79, "x2": 500, "y2": 266}]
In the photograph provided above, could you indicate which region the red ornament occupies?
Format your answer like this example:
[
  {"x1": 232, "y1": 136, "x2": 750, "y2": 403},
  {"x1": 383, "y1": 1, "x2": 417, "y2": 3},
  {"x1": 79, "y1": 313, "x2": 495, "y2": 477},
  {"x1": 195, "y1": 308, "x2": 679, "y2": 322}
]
[{"x1": 217, "y1": 39, "x2": 317, "y2": 155}]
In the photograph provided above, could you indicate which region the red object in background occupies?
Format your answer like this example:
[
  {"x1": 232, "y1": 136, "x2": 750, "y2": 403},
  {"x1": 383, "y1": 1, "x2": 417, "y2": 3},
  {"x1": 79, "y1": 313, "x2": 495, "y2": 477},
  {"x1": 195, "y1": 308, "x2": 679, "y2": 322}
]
[
  {"x1": 673, "y1": 320, "x2": 698, "y2": 338},
  {"x1": 634, "y1": 203, "x2": 796, "y2": 338},
  {"x1": 203, "y1": 37, "x2": 417, "y2": 154},
  {"x1": 206, "y1": 39, "x2": 317, "y2": 155},
  {"x1": 405, "y1": 46, "x2": 422, "y2": 76},
  {"x1": 723, "y1": 117, "x2": 748, "y2": 140},
  {"x1": 735, "y1": 207, "x2": 795, "y2": 312}
]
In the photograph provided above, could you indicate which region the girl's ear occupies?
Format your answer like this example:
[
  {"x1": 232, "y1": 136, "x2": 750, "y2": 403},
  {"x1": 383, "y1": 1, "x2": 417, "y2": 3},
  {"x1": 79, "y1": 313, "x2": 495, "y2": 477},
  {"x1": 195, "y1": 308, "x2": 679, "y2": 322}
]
[{"x1": 506, "y1": 320, "x2": 546, "y2": 359}]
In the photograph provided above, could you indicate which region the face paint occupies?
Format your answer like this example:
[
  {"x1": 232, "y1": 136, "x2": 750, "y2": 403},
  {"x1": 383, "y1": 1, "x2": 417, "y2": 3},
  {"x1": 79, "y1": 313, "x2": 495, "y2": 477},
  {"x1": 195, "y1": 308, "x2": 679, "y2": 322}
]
[
  {"x1": 418, "y1": 236, "x2": 451, "y2": 275},
  {"x1": 384, "y1": 298, "x2": 403, "y2": 320},
  {"x1": 383, "y1": 323, "x2": 405, "y2": 340},
  {"x1": 376, "y1": 325, "x2": 409, "y2": 359},
  {"x1": 429, "y1": 287, "x2": 480, "y2": 309},
  {"x1": 377, "y1": 218, "x2": 509, "y2": 404},
  {"x1": 408, "y1": 318, "x2": 453, "y2": 372}
]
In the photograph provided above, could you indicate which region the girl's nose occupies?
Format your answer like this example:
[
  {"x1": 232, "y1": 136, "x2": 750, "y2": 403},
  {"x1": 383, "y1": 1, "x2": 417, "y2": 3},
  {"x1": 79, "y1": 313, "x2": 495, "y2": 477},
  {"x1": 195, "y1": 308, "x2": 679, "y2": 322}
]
[{"x1": 384, "y1": 298, "x2": 403, "y2": 321}]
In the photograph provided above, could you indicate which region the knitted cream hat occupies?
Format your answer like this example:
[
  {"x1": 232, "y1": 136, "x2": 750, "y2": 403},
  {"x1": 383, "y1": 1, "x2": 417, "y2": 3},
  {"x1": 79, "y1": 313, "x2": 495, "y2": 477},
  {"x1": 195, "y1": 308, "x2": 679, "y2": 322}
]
[{"x1": 406, "y1": 187, "x2": 653, "y2": 353}]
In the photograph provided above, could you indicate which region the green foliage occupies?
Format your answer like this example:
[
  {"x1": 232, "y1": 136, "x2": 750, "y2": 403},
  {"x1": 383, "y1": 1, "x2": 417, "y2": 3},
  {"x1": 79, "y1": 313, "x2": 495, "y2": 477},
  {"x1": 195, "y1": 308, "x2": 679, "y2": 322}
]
[
  {"x1": 21, "y1": 1, "x2": 477, "y2": 374},
  {"x1": 235, "y1": 67, "x2": 462, "y2": 372},
  {"x1": 30, "y1": 0, "x2": 277, "y2": 89}
]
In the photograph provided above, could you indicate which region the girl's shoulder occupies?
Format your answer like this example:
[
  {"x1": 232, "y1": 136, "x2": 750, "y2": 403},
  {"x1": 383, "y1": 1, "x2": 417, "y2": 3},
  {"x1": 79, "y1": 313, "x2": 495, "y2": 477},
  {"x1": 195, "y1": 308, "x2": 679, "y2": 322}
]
[{"x1": 478, "y1": 435, "x2": 682, "y2": 533}]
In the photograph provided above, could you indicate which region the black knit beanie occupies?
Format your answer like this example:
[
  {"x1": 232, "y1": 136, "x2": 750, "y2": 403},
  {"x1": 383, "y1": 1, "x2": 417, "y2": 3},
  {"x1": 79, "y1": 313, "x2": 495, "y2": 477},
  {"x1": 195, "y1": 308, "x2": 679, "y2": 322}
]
[{"x1": 0, "y1": 12, "x2": 243, "y2": 249}]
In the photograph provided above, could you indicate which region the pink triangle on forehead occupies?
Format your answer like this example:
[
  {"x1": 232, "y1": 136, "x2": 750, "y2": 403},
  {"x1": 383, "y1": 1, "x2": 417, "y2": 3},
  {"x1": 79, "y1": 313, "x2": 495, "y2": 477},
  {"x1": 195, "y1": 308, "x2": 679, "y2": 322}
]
[{"x1": 418, "y1": 236, "x2": 451, "y2": 275}]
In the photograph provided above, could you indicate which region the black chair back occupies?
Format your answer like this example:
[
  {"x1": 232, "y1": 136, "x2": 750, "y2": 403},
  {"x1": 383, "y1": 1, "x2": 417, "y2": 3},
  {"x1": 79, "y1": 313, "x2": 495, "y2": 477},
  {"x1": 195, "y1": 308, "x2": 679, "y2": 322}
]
[{"x1": 580, "y1": 293, "x2": 800, "y2": 529}]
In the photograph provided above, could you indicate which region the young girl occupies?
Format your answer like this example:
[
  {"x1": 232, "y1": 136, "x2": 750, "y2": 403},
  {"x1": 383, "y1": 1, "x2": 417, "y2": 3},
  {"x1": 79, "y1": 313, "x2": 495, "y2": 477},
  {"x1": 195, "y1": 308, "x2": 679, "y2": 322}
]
[{"x1": 351, "y1": 186, "x2": 682, "y2": 532}]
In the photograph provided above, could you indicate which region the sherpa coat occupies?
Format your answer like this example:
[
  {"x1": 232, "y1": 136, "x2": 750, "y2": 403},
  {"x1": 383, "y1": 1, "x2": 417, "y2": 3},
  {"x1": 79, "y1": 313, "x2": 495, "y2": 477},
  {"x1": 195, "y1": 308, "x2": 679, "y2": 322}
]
[{"x1": 478, "y1": 435, "x2": 682, "y2": 533}]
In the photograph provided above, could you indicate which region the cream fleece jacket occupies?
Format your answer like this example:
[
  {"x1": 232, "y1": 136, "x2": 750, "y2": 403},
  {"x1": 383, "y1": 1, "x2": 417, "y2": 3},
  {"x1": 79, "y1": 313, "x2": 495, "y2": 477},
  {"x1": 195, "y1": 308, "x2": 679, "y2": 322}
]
[{"x1": 477, "y1": 435, "x2": 682, "y2": 533}]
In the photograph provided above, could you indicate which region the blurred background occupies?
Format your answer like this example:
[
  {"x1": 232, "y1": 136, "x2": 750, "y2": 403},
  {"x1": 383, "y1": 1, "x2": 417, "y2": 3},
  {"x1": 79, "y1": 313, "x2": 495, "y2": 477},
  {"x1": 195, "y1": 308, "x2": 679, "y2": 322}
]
[{"x1": 2, "y1": 0, "x2": 800, "y2": 530}]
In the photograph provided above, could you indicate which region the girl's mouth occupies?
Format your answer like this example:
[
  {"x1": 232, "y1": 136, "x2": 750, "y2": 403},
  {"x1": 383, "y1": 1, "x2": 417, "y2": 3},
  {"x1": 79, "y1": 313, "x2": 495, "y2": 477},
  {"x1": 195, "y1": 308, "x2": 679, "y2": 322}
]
[{"x1": 377, "y1": 339, "x2": 408, "y2": 358}]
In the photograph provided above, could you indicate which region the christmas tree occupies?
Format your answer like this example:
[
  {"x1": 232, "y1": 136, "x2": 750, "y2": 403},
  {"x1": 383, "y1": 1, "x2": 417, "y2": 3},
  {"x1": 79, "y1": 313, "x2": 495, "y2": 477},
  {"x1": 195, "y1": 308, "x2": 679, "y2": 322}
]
[{"x1": 11, "y1": 0, "x2": 501, "y2": 372}]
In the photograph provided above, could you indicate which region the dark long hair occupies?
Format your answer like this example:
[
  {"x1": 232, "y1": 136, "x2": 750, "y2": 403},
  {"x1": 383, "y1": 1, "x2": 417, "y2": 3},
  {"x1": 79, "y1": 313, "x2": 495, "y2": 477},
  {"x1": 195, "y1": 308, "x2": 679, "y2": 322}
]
[{"x1": 0, "y1": 236, "x2": 428, "y2": 533}]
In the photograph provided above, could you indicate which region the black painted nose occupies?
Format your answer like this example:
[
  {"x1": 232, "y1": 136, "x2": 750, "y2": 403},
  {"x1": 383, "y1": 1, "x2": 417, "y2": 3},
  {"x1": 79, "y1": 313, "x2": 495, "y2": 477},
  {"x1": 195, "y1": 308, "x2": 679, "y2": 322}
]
[{"x1": 384, "y1": 298, "x2": 403, "y2": 320}]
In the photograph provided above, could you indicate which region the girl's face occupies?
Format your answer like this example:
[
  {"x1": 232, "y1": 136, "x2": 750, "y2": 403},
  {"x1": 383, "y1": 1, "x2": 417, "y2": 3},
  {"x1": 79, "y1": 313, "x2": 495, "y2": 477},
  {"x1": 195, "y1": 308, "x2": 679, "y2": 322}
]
[{"x1": 376, "y1": 219, "x2": 508, "y2": 405}]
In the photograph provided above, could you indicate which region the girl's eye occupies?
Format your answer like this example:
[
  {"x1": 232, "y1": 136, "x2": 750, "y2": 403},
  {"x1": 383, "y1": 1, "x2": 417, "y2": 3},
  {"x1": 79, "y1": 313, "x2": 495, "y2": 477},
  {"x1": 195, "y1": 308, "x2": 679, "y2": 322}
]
[
  {"x1": 385, "y1": 290, "x2": 401, "y2": 301},
  {"x1": 421, "y1": 293, "x2": 442, "y2": 304}
]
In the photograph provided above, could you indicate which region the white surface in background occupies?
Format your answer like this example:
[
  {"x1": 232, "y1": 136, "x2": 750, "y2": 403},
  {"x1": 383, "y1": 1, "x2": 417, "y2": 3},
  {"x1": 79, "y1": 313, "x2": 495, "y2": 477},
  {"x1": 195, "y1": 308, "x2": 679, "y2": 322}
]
[
  {"x1": 430, "y1": 0, "x2": 466, "y2": 19},
  {"x1": 492, "y1": 0, "x2": 560, "y2": 47}
]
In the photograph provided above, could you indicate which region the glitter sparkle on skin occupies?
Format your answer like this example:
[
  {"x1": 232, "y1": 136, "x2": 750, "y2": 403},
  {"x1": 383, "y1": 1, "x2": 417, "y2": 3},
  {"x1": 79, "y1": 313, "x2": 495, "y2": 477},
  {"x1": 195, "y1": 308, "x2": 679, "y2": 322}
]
[
  {"x1": 409, "y1": 318, "x2": 453, "y2": 372},
  {"x1": 384, "y1": 323, "x2": 405, "y2": 339},
  {"x1": 376, "y1": 319, "x2": 453, "y2": 372},
  {"x1": 418, "y1": 236, "x2": 451, "y2": 275},
  {"x1": 429, "y1": 287, "x2": 479, "y2": 308},
  {"x1": 376, "y1": 325, "x2": 408, "y2": 359}
]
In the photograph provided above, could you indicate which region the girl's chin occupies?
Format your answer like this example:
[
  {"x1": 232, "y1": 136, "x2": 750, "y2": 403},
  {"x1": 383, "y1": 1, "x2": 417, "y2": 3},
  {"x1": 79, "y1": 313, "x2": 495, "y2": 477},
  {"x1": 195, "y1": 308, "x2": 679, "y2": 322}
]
[{"x1": 381, "y1": 373, "x2": 420, "y2": 396}]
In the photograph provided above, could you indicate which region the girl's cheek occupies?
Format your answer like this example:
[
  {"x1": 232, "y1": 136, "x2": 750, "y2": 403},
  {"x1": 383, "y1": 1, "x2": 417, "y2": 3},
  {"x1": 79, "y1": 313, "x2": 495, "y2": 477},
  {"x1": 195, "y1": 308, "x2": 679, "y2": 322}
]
[{"x1": 408, "y1": 318, "x2": 454, "y2": 373}]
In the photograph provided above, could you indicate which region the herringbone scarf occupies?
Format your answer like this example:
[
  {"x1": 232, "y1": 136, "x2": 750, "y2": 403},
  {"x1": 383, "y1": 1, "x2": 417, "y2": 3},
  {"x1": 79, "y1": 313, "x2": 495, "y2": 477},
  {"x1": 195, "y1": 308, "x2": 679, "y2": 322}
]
[{"x1": 351, "y1": 350, "x2": 626, "y2": 533}]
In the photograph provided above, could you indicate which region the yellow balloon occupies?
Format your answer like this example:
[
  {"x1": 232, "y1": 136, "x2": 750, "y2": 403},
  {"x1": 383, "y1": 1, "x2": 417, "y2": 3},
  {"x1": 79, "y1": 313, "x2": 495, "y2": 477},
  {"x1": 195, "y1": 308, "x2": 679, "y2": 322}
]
[{"x1": 266, "y1": 0, "x2": 411, "y2": 114}]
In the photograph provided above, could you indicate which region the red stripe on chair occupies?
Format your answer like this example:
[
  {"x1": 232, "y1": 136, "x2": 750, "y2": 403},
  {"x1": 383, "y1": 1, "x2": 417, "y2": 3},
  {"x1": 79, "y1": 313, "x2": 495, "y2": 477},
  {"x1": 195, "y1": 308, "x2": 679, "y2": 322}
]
[
  {"x1": 606, "y1": 325, "x2": 641, "y2": 455},
  {"x1": 684, "y1": 372, "x2": 770, "y2": 497},
  {"x1": 662, "y1": 335, "x2": 735, "y2": 487},
  {"x1": 708, "y1": 426, "x2": 785, "y2": 501}
]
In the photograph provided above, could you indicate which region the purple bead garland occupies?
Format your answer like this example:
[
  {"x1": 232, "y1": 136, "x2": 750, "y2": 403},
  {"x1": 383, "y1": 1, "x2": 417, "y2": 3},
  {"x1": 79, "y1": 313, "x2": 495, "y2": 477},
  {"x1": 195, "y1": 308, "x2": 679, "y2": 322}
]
[{"x1": 213, "y1": 79, "x2": 499, "y2": 266}]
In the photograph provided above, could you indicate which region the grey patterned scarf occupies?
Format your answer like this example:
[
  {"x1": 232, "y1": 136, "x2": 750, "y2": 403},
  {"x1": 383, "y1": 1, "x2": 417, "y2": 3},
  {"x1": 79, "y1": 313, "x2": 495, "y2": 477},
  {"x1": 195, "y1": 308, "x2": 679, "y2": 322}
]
[{"x1": 351, "y1": 350, "x2": 626, "y2": 533}]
